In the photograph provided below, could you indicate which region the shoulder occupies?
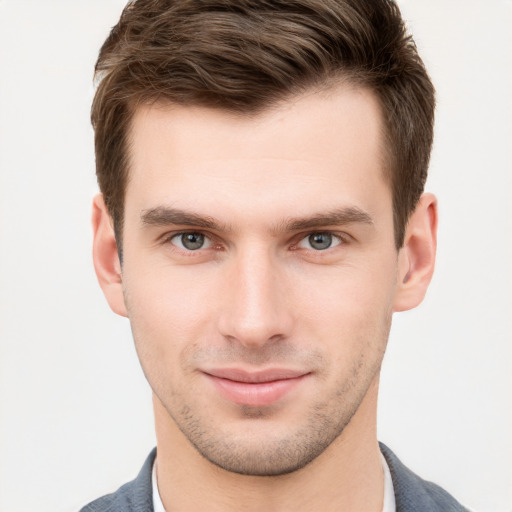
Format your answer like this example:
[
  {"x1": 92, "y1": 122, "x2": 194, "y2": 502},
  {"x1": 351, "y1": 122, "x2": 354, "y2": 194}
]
[
  {"x1": 380, "y1": 443, "x2": 470, "y2": 512},
  {"x1": 80, "y1": 448, "x2": 156, "y2": 512}
]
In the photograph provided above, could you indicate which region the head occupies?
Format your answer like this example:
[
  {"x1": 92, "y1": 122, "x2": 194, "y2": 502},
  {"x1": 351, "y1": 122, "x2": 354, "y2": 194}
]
[
  {"x1": 92, "y1": 0, "x2": 437, "y2": 477},
  {"x1": 92, "y1": 0, "x2": 435, "y2": 254}
]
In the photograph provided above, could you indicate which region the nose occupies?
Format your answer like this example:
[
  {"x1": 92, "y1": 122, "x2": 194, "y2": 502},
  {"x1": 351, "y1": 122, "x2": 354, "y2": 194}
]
[{"x1": 217, "y1": 244, "x2": 293, "y2": 348}]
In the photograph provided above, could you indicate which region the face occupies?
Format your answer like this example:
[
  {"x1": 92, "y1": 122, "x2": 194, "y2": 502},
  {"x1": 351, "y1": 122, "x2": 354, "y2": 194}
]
[{"x1": 116, "y1": 87, "x2": 403, "y2": 475}]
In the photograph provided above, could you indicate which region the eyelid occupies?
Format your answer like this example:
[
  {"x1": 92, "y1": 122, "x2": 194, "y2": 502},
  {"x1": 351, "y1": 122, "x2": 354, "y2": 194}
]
[
  {"x1": 158, "y1": 229, "x2": 350, "y2": 252},
  {"x1": 292, "y1": 231, "x2": 350, "y2": 251},
  {"x1": 159, "y1": 230, "x2": 216, "y2": 249},
  {"x1": 172, "y1": 232, "x2": 212, "y2": 251}
]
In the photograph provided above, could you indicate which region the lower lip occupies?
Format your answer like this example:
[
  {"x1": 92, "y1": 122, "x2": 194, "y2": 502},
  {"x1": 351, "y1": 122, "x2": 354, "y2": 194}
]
[{"x1": 205, "y1": 374, "x2": 307, "y2": 407}]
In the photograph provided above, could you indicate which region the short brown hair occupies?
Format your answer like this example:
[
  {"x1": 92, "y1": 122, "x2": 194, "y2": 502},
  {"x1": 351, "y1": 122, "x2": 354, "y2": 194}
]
[{"x1": 92, "y1": 0, "x2": 435, "y2": 249}]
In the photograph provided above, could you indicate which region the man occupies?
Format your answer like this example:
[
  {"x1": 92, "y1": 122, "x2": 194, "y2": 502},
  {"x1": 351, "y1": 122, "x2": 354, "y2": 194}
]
[{"x1": 82, "y1": 0, "x2": 468, "y2": 510}]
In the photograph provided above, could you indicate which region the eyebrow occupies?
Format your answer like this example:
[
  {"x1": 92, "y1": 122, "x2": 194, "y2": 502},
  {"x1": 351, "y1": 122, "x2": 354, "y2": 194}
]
[
  {"x1": 141, "y1": 207, "x2": 230, "y2": 232},
  {"x1": 140, "y1": 206, "x2": 374, "y2": 234},
  {"x1": 278, "y1": 207, "x2": 374, "y2": 233}
]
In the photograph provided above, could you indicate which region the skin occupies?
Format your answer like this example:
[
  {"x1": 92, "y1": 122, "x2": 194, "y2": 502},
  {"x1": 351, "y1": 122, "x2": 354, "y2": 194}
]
[{"x1": 93, "y1": 85, "x2": 437, "y2": 511}]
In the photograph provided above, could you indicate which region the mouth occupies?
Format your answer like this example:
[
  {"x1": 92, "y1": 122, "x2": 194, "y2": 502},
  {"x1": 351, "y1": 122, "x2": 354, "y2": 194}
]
[{"x1": 202, "y1": 368, "x2": 310, "y2": 407}]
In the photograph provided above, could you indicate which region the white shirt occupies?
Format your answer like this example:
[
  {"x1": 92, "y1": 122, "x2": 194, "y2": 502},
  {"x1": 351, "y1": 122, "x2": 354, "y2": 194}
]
[
  {"x1": 381, "y1": 452, "x2": 397, "y2": 512},
  {"x1": 152, "y1": 459, "x2": 166, "y2": 512},
  {"x1": 152, "y1": 455, "x2": 396, "y2": 512}
]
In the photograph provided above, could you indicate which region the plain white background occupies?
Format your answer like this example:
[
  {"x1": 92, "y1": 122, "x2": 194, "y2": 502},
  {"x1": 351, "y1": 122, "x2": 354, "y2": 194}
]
[{"x1": 0, "y1": 1, "x2": 510, "y2": 511}]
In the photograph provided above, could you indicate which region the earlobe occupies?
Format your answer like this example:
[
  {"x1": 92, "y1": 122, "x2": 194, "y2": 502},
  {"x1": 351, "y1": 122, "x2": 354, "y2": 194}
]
[
  {"x1": 91, "y1": 194, "x2": 127, "y2": 317},
  {"x1": 393, "y1": 193, "x2": 438, "y2": 312}
]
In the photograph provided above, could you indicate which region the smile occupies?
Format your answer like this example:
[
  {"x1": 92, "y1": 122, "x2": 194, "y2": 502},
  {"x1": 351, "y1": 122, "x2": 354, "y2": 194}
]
[{"x1": 202, "y1": 368, "x2": 310, "y2": 407}]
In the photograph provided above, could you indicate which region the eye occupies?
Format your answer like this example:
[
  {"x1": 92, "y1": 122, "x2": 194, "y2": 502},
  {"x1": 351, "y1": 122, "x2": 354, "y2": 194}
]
[
  {"x1": 297, "y1": 232, "x2": 342, "y2": 251},
  {"x1": 170, "y1": 232, "x2": 212, "y2": 251}
]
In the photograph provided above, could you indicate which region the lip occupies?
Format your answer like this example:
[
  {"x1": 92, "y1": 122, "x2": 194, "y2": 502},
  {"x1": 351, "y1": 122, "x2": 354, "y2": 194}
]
[{"x1": 202, "y1": 368, "x2": 310, "y2": 407}]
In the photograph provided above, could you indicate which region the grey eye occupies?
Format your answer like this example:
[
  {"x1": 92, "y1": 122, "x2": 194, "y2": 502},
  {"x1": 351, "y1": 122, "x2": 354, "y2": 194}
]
[
  {"x1": 308, "y1": 233, "x2": 333, "y2": 250},
  {"x1": 171, "y1": 232, "x2": 210, "y2": 251},
  {"x1": 297, "y1": 232, "x2": 342, "y2": 251}
]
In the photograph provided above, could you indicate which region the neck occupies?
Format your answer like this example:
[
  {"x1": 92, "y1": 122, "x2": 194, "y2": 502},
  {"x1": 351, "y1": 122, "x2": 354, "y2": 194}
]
[{"x1": 153, "y1": 376, "x2": 384, "y2": 512}]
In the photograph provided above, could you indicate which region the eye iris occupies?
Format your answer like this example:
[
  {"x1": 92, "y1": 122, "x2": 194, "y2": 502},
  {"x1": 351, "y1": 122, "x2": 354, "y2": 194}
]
[
  {"x1": 309, "y1": 233, "x2": 332, "y2": 250},
  {"x1": 182, "y1": 233, "x2": 204, "y2": 250}
]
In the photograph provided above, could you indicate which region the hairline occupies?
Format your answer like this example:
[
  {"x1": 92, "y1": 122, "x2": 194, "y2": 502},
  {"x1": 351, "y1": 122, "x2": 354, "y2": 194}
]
[{"x1": 113, "y1": 78, "x2": 396, "y2": 254}]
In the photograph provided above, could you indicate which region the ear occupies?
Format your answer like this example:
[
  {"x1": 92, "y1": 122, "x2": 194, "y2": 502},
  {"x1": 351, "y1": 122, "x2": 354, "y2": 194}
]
[
  {"x1": 91, "y1": 194, "x2": 127, "y2": 317},
  {"x1": 393, "y1": 193, "x2": 438, "y2": 312}
]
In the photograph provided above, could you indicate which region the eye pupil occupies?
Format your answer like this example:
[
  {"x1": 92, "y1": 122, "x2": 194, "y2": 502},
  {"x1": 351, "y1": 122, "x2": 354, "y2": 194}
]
[
  {"x1": 308, "y1": 233, "x2": 332, "y2": 250},
  {"x1": 182, "y1": 233, "x2": 204, "y2": 250}
]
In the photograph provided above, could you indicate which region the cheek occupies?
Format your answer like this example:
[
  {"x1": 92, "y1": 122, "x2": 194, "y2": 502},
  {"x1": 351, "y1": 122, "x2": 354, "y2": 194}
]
[
  {"x1": 125, "y1": 253, "x2": 219, "y2": 322},
  {"x1": 122, "y1": 264, "x2": 219, "y2": 377},
  {"x1": 293, "y1": 260, "x2": 397, "y2": 356}
]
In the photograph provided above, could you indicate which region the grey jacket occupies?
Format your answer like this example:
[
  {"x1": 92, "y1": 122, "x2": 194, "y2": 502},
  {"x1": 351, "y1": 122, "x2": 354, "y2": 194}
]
[{"x1": 80, "y1": 443, "x2": 468, "y2": 511}]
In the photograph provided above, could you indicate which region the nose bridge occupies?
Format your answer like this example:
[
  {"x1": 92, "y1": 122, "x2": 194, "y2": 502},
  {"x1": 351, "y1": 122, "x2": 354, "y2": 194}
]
[{"x1": 218, "y1": 241, "x2": 291, "y2": 346}]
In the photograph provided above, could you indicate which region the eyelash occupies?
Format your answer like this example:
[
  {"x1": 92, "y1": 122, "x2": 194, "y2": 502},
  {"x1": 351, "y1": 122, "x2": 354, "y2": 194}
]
[
  {"x1": 160, "y1": 231, "x2": 220, "y2": 254},
  {"x1": 292, "y1": 232, "x2": 346, "y2": 251},
  {"x1": 160, "y1": 230, "x2": 349, "y2": 254}
]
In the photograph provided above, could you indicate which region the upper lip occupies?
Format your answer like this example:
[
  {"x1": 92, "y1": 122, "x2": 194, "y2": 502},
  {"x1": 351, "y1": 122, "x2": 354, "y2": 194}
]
[{"x1": 203, "y1": 368, "x2": 309, "y2": 383}]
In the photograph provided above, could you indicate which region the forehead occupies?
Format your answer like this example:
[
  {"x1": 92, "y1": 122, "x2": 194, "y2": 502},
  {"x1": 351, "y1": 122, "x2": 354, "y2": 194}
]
[{"x1": 125, "y1": 85, "x2": 390, "y2": 221}]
